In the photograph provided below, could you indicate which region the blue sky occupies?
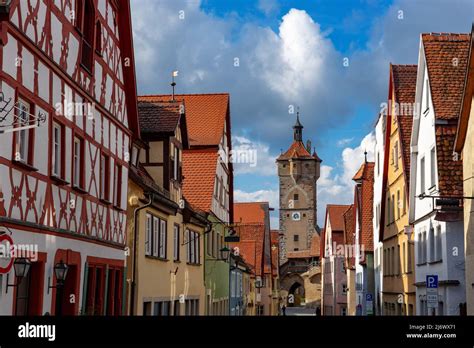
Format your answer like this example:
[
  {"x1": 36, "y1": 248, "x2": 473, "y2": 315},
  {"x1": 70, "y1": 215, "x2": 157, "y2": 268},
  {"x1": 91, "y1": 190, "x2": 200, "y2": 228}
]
[{"x1": 131, "y1": 0, "x2": 474, "y2": 228}]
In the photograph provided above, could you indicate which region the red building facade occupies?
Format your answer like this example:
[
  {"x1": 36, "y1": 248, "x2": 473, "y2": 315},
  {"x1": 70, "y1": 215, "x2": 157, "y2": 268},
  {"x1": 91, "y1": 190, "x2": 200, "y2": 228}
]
[{"x1": 0, "y1": 0, "x2": 139, "y2": 315}]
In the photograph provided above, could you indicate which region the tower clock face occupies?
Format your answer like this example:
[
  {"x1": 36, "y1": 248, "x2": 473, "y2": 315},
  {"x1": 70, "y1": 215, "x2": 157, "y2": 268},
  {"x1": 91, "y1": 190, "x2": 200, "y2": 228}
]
[{"x1": 292, "y1": 212, "x2": 301, "y2": 221}]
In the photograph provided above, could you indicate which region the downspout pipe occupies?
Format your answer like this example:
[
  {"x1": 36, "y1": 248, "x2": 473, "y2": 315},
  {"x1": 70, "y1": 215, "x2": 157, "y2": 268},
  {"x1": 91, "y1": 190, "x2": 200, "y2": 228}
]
[{"x1": 129, "y1": 192, "x2": 153, "y2": 315}]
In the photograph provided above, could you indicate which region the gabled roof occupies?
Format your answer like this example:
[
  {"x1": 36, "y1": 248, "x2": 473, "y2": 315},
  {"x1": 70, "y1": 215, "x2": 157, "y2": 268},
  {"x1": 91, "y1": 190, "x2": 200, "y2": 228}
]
[
  {"x1": 277, "y1": 141, "x2": 320, "y2": 161},
  {"x1": 182, "y1": 149, "x2": 218, "y2": 212},
  {"x1": 353, "y1": 162, "x2": 374, "y2": 253},
  {"x1": 422, "y1": 33, "x2": 471, "y2": 120},
  {"x1": 455, "y1": 25, "x2": 474, "y2": 152},
  {"x1": 343, "y1": 205, "x2": 355, "y2": 269},
  {"x1": 234, "y1": 202, "x2": 267, "y2": 224},
  {"x1": 139, "y1": 93, "x2": 229, "y2": 146},
  {"x1": 422, "y1": 33, "x2": 470, "y2": 197},
  {"x1": 391, "y1": 64, "x2": 417, "y2": 185},
  {"x1": 137, "y1": 99, "x2": 182, "y2": 134},
  {"x1": 326, "y1": 204, "x2": 351, "y2": 232},
  {"x1": 230, "y1": 224, "x2": 265, "y2": 276}
]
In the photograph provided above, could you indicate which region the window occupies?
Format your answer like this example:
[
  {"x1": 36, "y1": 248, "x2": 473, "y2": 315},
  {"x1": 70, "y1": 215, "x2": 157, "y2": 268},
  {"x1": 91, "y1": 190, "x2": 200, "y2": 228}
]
[
  {"x1": 186, "y1": 230, "x2": 200, "y2": 264},
  {"x1": 407, "y1": 242, "x2": 413, "y2": 272},
  {"x1": 397, "y1": 190, "x2": 400, "y2": 220},
  {"x1": 143, "y1": 302, "x2": 152, "y2": 316},
  {"x1": 146, "y1": 214, "x2": 167, "y2": 259},
  {"x1": 52, "y1": 123, "x2": 64, "y2": 177},
  {"x1": 387, "y1": 196, "x2": 391, "y2": 224},
  {"x1": 15, "y1": 99, "x2": 32, "y2": 164},
  {"x1": 73, "y1": 136, "x2": 84, "y2": 188},
  {"x1": 95, "y1": 21, "x2": 102, "y2": 54},
  {"x1": 391, "y1": 194, "x2": 395, "y2": 223},
  {"x1": 153, "y1": 216, "x2": 159, "y2": 257},
  {"x1": 394, "y1": 142, "x2": 399, "y2": 170},
  {"x1": 435, "y1": 226, "x2": 442, "y2": 262},
  {"x1": 294, "y1": 193, "x2": 299, "y2": 201},
  {"x1": 79, "y1": 0, "x2": 95, "y2": 72},
  {"x1": 174, "y1": 300, "x2": 180, "y2": 316},
  {"x1": 15, "y1": 266, "x2": 32, "y2": 315},
  {"x1": 429, "y1": 226, "x2": 435, "y2": 262},
  {"x1": 420, "y1": 156, "x2": 425, "y2": 194},
  {"x1": 185, "y1": 299, "x2": 199, "y2": 316},
  {"x1": 113, "y1": 164, "x2": 122, "y2": 207},
  {"x1": 342, "y1": 284, "x2": 347, "y2": 294},
  {"x1": 154, "y1": 301, "x2": 170, "y2": 316},
  {"x1": 159, "y1": 219, "x2": 167, "y2": 259},
  {"x1": 105, "y1": 268, "x2": 122, "y2": 316},
  {"x1": 214, "y1": 176, "x2": 219, "y2": 198},
  {"x1": 396, "y1": 245, "x2": 400, "y2": 275},
  {"x1": 100, "y1": 153, "x2": 110, "y2": 201},
  {"x1": 402, "y1": 187, "x2": 406, "y2": 215},
  {"x1": 173, "y1": 224, "x2": 180, "y2": 261},
  {"x1": 173, "y1": 147, "x2": 179, "y2": 181},
  {"x1": 430, "y1": 147, "x2": 436, "y2": 188},
  {"x1": 145, "y1": 214, "x2": 152, "y2": 256},
  {"x1": 293, "y1": 235, "x2": 299, "y2": 242}
]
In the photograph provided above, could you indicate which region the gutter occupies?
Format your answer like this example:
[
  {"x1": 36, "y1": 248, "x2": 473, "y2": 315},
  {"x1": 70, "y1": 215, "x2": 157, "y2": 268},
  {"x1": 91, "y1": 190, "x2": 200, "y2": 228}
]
[{"x1": 129, "y1": 192, "x2": 153, "y2": 315}]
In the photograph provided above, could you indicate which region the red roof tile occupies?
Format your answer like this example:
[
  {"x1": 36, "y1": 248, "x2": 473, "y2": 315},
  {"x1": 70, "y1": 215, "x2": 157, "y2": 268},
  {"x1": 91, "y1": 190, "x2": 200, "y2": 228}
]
[
  {"x1": 343, "y1": 205, "x2": 355, "y2": 268},
  {"x1": 326, "y1": 205, "x2": 351, "y2": 231},
  {"x1": 234, "y1": 202, "x2": 267, "y2": 224},
  {"x1": 454, "y1": 26, "x2": 474, "y2": 152},
  {"x1": 353, "y1": 162, "x2": 374, "y2": 253},
  {"x1": 231, "y1": 224, "x2": 265, "y2": 276},
  {"x1": 287, "y1": 250, "x2": 311, "y2": 258},
  {"x1": 391, "y1": 64, "x2": 417, "y2": 185},
  {"x1": 277, "y1": 141, "x2": 319, "y2": 160},
  {"x1": 139, "y1": 93, "x2": 229, "y2": 146},
  {"x1": 137, "y1": 99, "x2": 182, "y2": 134},
  {"x1": 182, "y1": 149, "x2": 218, "y2": 212},
  {"x1": 423, "y1": 33, "x2": 470, "y2": 197},
  {"x1": 309, "y1": 232, "x2": 320, "y2": 257},
  {"x1": 422, "y1": 33, "x2": 471, "y2": 120}
]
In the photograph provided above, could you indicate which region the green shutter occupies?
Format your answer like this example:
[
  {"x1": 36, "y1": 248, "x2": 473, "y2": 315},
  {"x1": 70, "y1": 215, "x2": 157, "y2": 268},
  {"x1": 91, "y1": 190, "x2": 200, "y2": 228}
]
[{"x1": 81, "y1": 263, "x2": 89, "y2": 315}]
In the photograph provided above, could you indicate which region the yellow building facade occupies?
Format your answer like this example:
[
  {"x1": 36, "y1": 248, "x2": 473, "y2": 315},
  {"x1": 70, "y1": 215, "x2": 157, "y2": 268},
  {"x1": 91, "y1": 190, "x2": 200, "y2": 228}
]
[{"x1": 381, "y1": 65, "x2": 417, "y2": 315}]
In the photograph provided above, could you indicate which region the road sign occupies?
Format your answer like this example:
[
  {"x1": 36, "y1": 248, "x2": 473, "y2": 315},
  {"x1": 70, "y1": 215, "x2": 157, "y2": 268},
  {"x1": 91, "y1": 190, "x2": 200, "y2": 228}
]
[
  {"x1": 426, "y1": 275, "x2": 438, "y2": 309},
  {"x1": 427, "y1": 275, "x2": 438, "y2": 288},
  {"x1": 0, "y1": 234, "x2": 14, "y2": 274},
  {"x1": 366, "y1": 293, "x2": 374, "y2": 315},
  {"x1": 366, "y1": 293, "x2": 373, "y2": 301}
]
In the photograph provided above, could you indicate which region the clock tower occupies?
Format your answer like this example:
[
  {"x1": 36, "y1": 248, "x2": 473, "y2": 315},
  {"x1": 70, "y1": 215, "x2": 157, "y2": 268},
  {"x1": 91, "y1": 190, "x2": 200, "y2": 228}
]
[{"x1": 277, "y1": 112, "x2": 321, "y2": 265}]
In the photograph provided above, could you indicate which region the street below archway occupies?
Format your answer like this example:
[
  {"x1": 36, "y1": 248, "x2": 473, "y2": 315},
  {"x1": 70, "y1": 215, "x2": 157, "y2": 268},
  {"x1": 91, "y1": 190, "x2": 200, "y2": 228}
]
[{"x1": 285, "y1": 307, "x2": 317, "y2": 316}]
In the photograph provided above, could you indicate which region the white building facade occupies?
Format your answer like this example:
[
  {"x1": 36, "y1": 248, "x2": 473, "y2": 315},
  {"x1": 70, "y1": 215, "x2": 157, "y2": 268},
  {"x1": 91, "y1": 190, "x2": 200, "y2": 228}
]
[{"x1": 409, "y1": 33, "x2": 469, "y2": 315}]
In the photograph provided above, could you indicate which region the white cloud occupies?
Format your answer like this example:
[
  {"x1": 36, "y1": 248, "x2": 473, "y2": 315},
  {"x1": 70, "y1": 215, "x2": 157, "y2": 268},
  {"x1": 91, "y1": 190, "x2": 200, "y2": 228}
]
[
  {"x1": 317, "y1": 132, "x2": 376, "y2": 224},
  {"x1": 232, "y1": 136, "x2": 277, "y2": 176},
  {"x1": 257, "y1": 0, "x2": 279, "y2": 16},
  {"x1": 337, "y1": 137, "x2": 354, "y2": 147}
]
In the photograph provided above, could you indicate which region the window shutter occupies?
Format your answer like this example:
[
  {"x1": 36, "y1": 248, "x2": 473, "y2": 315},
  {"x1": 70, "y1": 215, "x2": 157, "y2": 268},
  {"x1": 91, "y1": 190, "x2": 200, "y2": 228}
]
[
  {"x1": 145, "y1": 215, "x2": 152, "y2": 256},
  {"x1": 160, "y1": 220, "x2": 167, "y2": 258},
  {"x1": 153, "y1": 217, "x2": 159, "y2": 257}
]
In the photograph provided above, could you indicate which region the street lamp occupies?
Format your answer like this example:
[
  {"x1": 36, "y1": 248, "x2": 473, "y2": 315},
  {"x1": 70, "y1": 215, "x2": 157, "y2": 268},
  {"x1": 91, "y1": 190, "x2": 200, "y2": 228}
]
[
  {"x1": 220, "y1": 247, "x2": 231, "y2": 261},
  {"x1": 6, "y1": 258, "x2": 31, "y2": 293},
  {"x1": 48, "y1": 260, "x2": 69, "y2": 294},
  {"x1": 54, "y1": 260, "x2": 69, "y2": 283}
]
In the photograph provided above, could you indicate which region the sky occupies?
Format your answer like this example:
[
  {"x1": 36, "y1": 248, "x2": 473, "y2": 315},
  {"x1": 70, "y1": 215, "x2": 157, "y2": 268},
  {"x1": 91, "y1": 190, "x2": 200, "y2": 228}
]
[{"x1": 130, "y1": 0, "x2": 474, "y2": 228}]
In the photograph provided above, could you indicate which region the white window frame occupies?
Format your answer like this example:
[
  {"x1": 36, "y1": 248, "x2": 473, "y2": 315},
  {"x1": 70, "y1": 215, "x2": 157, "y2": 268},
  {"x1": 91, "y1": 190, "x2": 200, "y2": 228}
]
[
  {"x1": 145, "y1": 214, "x2": 152, "y2": 256},
  {"x1": 52, "y1": 123, "x2": 62, "y2": 177},
  {"x1": 73, "y1": 137, "x2": 82, "y2": 188},
  {"x1": 153, "y1": 216, "x2": 159, "y2": 257},
  {"x1": 173, "y1": 224, "x2": 180, "y2": 261},
  {"x1": 16, "y1": 99, "x2": 30, "y2": 163},
  {"x1": 159, "y1": 219, "x2": 167, "y2": 259}
]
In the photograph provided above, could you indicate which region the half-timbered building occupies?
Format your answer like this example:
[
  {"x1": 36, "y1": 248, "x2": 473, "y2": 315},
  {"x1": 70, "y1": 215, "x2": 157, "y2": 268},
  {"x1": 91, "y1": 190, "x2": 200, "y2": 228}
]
[{"x1": 0, "y1": 0, "x2": 139, "y2": 315}]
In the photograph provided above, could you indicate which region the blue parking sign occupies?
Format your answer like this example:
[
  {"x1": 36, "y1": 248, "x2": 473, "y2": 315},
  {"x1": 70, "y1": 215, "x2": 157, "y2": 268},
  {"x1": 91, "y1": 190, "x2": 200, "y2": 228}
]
[
  {"x1": 366, "y1": 293, "x2": 373, "y2": 301},
  {"x1": 426, "y1": 275, "x2": 438, "y2": 288}
]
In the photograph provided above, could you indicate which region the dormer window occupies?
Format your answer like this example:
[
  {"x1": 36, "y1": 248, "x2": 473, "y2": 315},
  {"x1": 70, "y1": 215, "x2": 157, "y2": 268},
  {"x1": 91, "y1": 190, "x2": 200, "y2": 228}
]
[{"x1": 130, "y1": 145, "x2": 140, "y2": 167}]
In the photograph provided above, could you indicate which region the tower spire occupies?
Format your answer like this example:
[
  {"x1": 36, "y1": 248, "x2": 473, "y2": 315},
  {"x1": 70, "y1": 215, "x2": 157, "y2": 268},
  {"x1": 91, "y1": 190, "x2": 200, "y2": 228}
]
[{"x1": 293, "y1": 107, "x2": 303, "y2": 142}]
